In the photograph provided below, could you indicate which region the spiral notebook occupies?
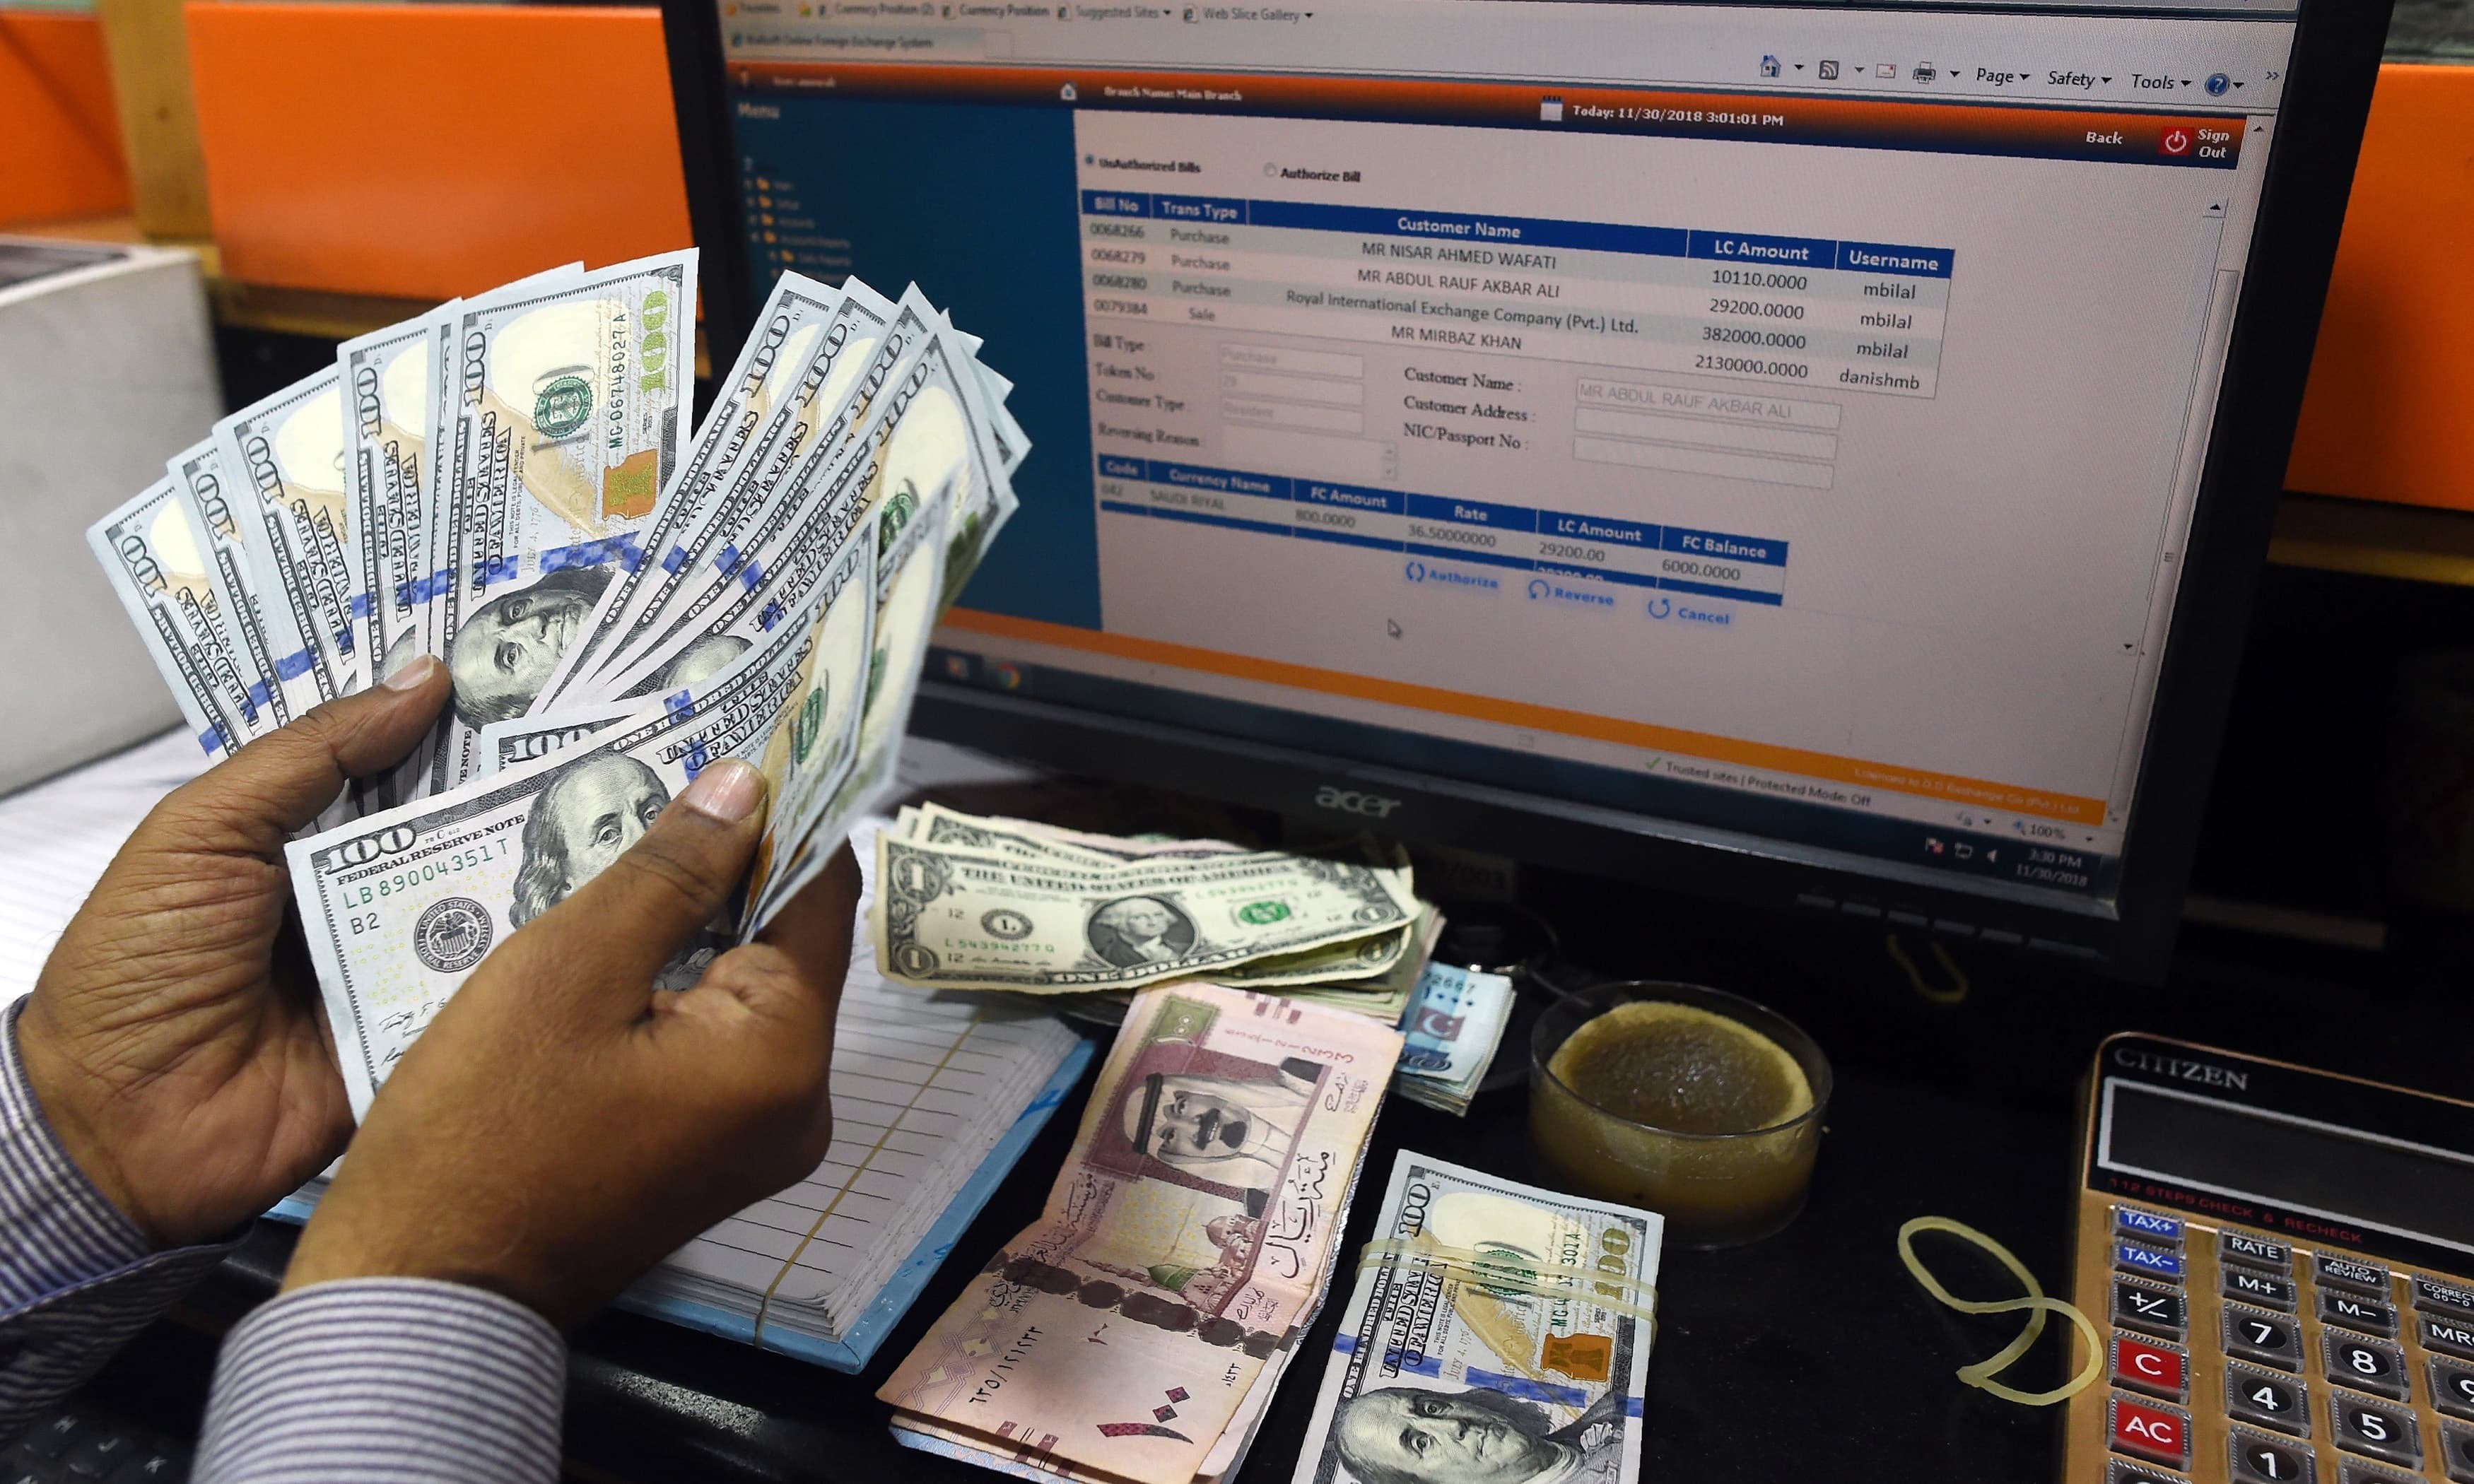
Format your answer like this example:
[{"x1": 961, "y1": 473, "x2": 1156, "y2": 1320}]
[{"x1": 269, "y1": 941, "x2": 1090, "y2": 1370}]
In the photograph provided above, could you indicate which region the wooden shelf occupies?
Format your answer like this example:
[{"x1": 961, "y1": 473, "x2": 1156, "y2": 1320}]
[{"x1": 2269, "y1": 493, "x2": 2474, "y2": 588}]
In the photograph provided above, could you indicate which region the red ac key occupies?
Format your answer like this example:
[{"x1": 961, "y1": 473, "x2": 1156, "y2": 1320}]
[
  {"x1": 2109, "y1": 1394, "x2": 2191, "y2": 1468},
  {"x1": 2111, "y1": 1335, "x2": 2186, "y2": 1398}
]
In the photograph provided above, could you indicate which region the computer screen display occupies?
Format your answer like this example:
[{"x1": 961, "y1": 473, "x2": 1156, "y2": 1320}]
[{"x1": 697, "y1": 0, "x2": 2318, "y2": 953}]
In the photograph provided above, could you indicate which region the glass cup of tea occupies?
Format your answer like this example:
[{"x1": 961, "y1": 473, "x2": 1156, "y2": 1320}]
[{"x1": 1529, "y1": 981, "x2": 1831, "y2": 1248}]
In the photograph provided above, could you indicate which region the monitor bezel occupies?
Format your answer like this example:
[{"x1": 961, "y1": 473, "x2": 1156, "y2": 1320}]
[{"x1": 662, "y1": 0, "x2": 2394, "y2": 980}]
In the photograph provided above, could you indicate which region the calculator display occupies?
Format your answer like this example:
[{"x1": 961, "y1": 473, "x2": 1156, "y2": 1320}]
[{"x1": 2099, "y1": 1082, "x2": 2474, "y2": 1257}]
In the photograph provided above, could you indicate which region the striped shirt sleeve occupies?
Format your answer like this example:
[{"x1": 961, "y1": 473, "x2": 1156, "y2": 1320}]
[
  {"x1": 194, "y1": 1279, "x2": 565, "y2": 1484},
  {"x1": 0, "y1": 1001, "x2": 237, "y2": 1444}
]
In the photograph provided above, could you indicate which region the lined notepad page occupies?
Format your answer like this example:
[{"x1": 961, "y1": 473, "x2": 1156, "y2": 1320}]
[
  {"x1": 0, "y1": 729, "x2": 207, "y2": 1006},
  {"x1": 652, "y1": 818, "x2": 1081, "y2": 1332},
  {"x1": 664, "y1": 965, "x2": 1078, "y2": 1317}
]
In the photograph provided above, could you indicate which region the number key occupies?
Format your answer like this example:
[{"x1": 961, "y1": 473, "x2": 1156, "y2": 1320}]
[
  {"x1": 2230, "y1": 1426, "x2": 2316, "y2": 1483},
  {"x1": 2225, "y1": 1363, "x2": 2309, "y2": 1437},
  {"x1": 2321, "y1": 1290, "x2": 2398, "y2": 1334},
  {"x1": 2321, "y1": 1330, "x2": 2409, "y2": 1400},
  {"x1": 2441, "y1": 1420, "x2": 2474, "y2": 1484},
  {"x1": 2226, "y1": 1303, "x2": 2304, "y2": 1372},
  {"x1": 2115, "y1": 1278, "x2": 2186, "y2": 1338},
  {"x1": 2338, "y1": 1461, "x2": 2422, "y2": 1484},
  {"x1": 2434, "y1": 1356, "x2": 2474, "y2": 1422},
  {"x1": 2105, "y1": 1464, "x2": 2181, "y2": 1484},
  {"x1": 2330, "y1": 1393, "x2": 2422, "y2": 1469}
]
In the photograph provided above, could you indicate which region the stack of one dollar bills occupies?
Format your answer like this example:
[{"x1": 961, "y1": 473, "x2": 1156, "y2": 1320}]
[
  {"x1": 870, "y1": 803, "x2": 1515, "y2": 1114},
  {"x1": 90, "y1": 253, "x2": 1030, "y2": 1115}
]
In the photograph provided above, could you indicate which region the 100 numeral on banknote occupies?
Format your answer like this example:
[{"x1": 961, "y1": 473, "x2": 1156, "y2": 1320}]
[{"x1": 1292, "y1": 1154, "x2": 1661, "y2": 1484}]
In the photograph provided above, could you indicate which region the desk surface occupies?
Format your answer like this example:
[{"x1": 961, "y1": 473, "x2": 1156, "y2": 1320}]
[{"x1": 141, "y1": 1052, "x2": 2070, "y2": 1484}]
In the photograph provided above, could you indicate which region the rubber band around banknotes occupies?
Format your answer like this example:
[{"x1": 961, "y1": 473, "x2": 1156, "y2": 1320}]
[
  {"x1": 1896, "y1": 1215, "x2": 2100, "y2": 1406},
  {"x1": 1355, "y1": 1240, "x2": 1660, "y2": 1338}
]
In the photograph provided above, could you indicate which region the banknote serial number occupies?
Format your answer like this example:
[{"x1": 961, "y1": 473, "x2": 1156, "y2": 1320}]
[{"x1": 337, "y1": 840, "x2": 510, "y2": 926}]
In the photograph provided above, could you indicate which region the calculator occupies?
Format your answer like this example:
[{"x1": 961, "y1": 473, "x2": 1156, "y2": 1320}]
[{"x1": 2069, "y1": 1032, "x2": 2474, "y2": 1484}]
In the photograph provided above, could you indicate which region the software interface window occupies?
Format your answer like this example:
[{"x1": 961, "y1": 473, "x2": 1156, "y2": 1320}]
[{"x1": 717, "y1": 1, "x2": 2299, "y2": 914}]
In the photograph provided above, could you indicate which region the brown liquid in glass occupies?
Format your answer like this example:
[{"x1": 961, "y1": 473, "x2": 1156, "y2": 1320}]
[
  {"x1": 1532, "y1": 1001, "x2": 1819, "y2": 1245},
  {"x1": 1548, "y1": 1001, "x2": 1812, "y2": 1134}
]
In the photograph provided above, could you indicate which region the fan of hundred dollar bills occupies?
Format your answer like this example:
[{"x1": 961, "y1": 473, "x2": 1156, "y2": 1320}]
[{"x1": 90, "y1": 252, "x2": 1028, "y2": 1115}]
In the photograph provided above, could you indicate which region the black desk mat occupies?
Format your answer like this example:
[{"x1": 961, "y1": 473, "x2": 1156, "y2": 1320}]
[{"x1": 120, "y1": 1061, "x2": 2070, "y2": 1483}]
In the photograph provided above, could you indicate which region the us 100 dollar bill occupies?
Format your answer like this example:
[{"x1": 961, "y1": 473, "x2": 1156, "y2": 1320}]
[
  {"x1": 426, "y1": 249, "x2": 696, "y2": 791},
  {"x1": 170, "y1": 439, "x2": 302, "y2": 727},
  {"x1": 87, "y1": 478, "x2": 268, "y2": 758},
  {"x1": 543, "y1": 271, "x2": 852, "y2": 702},
  {"x1": 1293, "y1": 1154, "x2": 1661, "y2": 1484},
  {"x1": 341, "y1": 305, "x2": 453, "y2": 685},
  {"x1": 211, "y1": 370, "x2": 368, "y2": 706},
  {"x1": 288, "y1": 551, "x2": 840, "y2": 1115},
  {"x1": 561, "y1": 282, "x2": 905, "y2": 705}
]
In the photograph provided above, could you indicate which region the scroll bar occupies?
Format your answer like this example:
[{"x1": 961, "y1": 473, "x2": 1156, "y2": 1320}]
[{"x1": 2104, "y1": 266, "x2": 2242, "y2": 818}]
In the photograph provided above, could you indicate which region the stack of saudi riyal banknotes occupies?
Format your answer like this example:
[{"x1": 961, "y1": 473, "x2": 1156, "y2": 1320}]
[
  {"x1": 89, "y1": 252, "x2": 1028, "y2": 1114},
  {"x1": 877, "y1": 982, "x2": 1659, "y2": 1484},
  {"x1": 870, "y1": 804, "x2": 1513, "y2": 1114}
]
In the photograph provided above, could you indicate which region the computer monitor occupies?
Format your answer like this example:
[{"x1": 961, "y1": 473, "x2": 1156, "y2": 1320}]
[{"x1": 662, "y1": 0, "x2": 2387, "y2": 980}]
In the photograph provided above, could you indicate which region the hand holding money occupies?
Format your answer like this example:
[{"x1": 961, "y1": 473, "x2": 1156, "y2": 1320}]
[
  {"x1": 286, "y1": 767, "x2": 864, "y2": 1327},
  {"x1": 95, "y1": 257, "x2": 1027, "y2": 1117},
  {"x1": 13, "y1": 659, "x2": 451, "y2": 1247}
]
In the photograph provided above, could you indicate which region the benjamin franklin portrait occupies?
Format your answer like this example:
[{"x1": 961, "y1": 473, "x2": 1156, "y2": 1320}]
[
  {"x1": 1086, "y1": 895, "x2": 1195, "y2": 969},
  {"x1": 1334, "y1": 1386, "x2": 1626, "y2": 1484},
  {"x1": 510, "y1": 752, "x2": 668, "y2": 927},
  {"x1": 651, "y1": 633, "x2": 750, "y2": 693},
  {"x1": 448, "y1": 564, "x2": 615, "y2": 729}
]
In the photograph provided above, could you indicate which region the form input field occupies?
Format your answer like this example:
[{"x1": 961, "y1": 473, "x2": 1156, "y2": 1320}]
[
  {"x1": 1223, "y1": 397, "x2": 1364, "y2": 433},
  {"x1": 1577, "y1": 377, "x2": 1843, "y2": 430},
  {"x1": 1573, "y1": 406, "x2": 1839, "y2": 461},
  {"x1": 1221, "y1": 370, "x2": 1365, "y2": 405},
  {"x1": 1217, "y1": 343, "x2": 1366, "y2": 379},
  {"x1": 1222, "y1": 424, "x2": 1395, "y2": 485},
  {"x1": 1574, "y1": 436, "x2": 1835, "y2": 490}
]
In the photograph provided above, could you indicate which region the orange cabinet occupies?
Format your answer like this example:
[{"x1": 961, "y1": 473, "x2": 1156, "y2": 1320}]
[
  {"x1": 184, "y1": 3, "x2": 692, "y2": 302},
  {"x1": 0, "y1": 12, "x2": 131, "y2": 226}
]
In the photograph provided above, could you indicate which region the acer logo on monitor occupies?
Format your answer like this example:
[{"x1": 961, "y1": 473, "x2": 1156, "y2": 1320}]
[{"x1": 1315, "y1": 786, "x2": 1402, "y2": 818}]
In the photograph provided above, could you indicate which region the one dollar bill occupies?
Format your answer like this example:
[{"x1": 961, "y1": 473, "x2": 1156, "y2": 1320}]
[
  {"x1": 1292, "y1": 1153, "x2": 1662, "y2": 1484},
  {"x1": 873, "y1": 837, "x2": 1419, "y2": 992}
]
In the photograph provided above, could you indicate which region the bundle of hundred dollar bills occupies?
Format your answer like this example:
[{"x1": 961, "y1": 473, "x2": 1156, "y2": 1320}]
[
  {"x1": 90, "y1": 252, "x2": 1031, "y2": 1114},
  {"x1": 871, "y1": 803, "x2": 1514, "y2": 1114}
]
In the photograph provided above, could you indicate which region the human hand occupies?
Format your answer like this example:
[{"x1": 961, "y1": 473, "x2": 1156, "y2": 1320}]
[
  {"x1": 17, "y1": 659, "x2": 453, "y2": 1248},
  {"x1": 282, "y1": 760, "x2": 861, "y2": 1327}
]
